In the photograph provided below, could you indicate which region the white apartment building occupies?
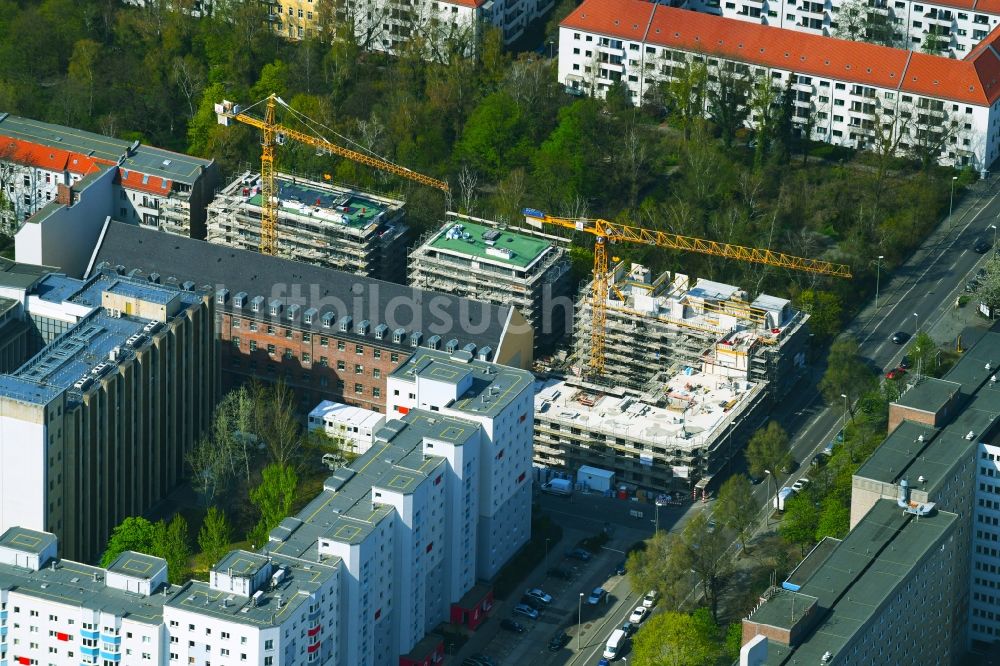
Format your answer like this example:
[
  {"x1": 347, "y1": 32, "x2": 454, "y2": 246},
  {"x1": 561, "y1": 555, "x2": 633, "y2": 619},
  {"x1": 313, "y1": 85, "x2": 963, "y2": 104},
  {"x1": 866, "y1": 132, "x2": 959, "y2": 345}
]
[
  {"x1": 164, "y1": 550, "x2": 340, "y2": 666},
  {"x1": 558, "y1": 0, "x2": 1000, "y2": 169},
  {"x1": 0, "y1": 526, "x2": 168, "y2": 666},
  {"x1": 308, "y1": 400, "x2": 387, "y2": 454},
  {"x1": 309, "y1": 0, "x2": 554, "y2": 57},
  {"x1": 387, "y1": 348, "x2": 534, "y2": 579},
  {"x1": 684, "y1": 0, "x2": 1000, "y2": 57},
  {"x1": 972, "y1": 440, "x2": 1000, "y2": 643},
  {"x1": 0, "y1": 113, "x2": 218, "y2": 237}
]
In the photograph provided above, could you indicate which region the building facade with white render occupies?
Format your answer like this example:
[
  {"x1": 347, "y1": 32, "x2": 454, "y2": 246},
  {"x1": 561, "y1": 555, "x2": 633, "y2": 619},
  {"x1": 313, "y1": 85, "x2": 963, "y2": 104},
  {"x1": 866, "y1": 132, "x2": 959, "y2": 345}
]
[{"x1": 558, "y1": 0, "x2": 1000, "y2": 169}]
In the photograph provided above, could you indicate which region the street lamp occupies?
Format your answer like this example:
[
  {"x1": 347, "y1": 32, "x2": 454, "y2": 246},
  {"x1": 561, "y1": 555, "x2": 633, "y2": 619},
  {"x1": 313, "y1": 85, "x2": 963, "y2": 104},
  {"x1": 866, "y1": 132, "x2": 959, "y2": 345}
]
[
  {"x1": 875, "y1": 255, "x2": 884, "y2": 310},
  {"x1": 578, "y1": 593, "x2": 585, "y2": 650},
  {"x1": 950, "y1": 175, "x2": 958, "y2": 222},
  {"x1": 914, "y1": 312, "x2": 919, "y2": 336},
  {"x1": 763, "y1": 469, "x2": 772, "y2": 524},
  {"x1": 547, "y1": 39, "x2": 555, "y2": 58},
  {"x1": 991, "y1": 223, "x2": 998, "y2": 249}
]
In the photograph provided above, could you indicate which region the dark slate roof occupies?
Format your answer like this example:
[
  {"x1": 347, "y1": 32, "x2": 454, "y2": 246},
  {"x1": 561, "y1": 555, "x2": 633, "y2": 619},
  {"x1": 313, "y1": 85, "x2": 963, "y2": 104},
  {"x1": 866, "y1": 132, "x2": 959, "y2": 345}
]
[{"x1": 88, "y1": 221, "x2": 512, "y2": 356}]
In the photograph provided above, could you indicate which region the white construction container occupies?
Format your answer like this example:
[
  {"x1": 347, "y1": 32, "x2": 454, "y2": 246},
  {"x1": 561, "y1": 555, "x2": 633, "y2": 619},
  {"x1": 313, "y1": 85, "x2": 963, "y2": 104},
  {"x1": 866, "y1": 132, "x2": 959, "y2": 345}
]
[{"x1": 577, "y1": 465, "x2": 615, "y2": 493}]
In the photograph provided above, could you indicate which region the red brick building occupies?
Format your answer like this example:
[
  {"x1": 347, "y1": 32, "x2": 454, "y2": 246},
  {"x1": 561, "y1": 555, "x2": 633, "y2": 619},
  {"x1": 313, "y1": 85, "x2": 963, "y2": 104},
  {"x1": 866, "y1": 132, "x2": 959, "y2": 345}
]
[{"x1": 90, "y1": 221, "x2": 534, "y2": 413}]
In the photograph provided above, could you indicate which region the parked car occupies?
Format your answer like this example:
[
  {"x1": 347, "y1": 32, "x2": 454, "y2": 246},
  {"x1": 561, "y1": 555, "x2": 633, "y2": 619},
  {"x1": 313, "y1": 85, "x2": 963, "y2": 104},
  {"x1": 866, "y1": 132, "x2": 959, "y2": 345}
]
[
  {"x1": 615, "y1": 560, "x2": 627, "y2": 576},
  {"x1": 781, "y1": 457, "x2": 798, "y2": 474},
  {"x1": 512, "y1": 603, "x2": 539, "y2": 619},
  {"x1": 587, "y1": 587, "x2": 607, "y2": 605},
  {"x1": 500, "y1": 619, "x2": 525, "y2": 633},
  {"x1": 900, "y1": 355, "x2": 912, "y2": 369},
  {"x1": 975, "y1": 238, "x2": 992, "y2": 254},
  {"x1": 566, "y1": 548, "x2": 592, "y2": 561},
  {"x1": 629, "y1": 605, "x2": 649, "y2": 623},
  {"x1": 598, "y1": 660, "x2": 611, "y2": 666},
  {"x1": 547, "y1": 567, "x2": 574, "y2": 580},
  {"x1": 642, "y1": 590, "x2": 658, "y2": 608},
  {"x1": 548, "y1": 631, "x2": 571, "y2": 652},
  {"x1": 966, "y1": 280, "x2": 981, "y2": 293},
  {"x1": 621, "y1": 621, "x2": 637, "y2": 637},
  {"x1": 885, "y1": 367, "x2": 907, "y2": 380},
  {"x1": 791, "y1": 478, "x2": 810, "y2": 492},
  {"x1": 811, "y1": 454, "x2": 827, "y2": 467},
  {"x1": 525, "y1": 588, "x2": 553, "y2": 604},
  {"x1": 519, "y1": 595, "x2": 543, "y2": 611},
  {"x1": 891, "y1": 331, "x2": 910, "y2": 344}
]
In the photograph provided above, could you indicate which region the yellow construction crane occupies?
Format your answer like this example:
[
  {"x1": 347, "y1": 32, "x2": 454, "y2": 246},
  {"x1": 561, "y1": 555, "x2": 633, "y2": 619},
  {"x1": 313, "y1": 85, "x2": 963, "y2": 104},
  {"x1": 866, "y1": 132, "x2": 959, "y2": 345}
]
[
  {"x1": 216, "y1": 94, "x2": 449, "y2": 255},
  {"x1": 522, "y1": 208, "x2": 852, "y2": 375}
]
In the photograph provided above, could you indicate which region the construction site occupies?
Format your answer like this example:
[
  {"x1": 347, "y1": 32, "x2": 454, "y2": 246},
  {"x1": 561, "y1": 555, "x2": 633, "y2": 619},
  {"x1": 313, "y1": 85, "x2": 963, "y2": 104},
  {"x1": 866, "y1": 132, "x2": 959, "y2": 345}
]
[
  {"x1": 528, "y1": 261, "x2": 811, "y2": 493},
  {"x1": 205, "y1": 171, "x2": 409, "y2": 282},
  {"x1": 408, "y1": 213, "x2": 573, "y2": 351},
  {"x1": 572, "y1": 262, "x2": 811, "y2": 395}
]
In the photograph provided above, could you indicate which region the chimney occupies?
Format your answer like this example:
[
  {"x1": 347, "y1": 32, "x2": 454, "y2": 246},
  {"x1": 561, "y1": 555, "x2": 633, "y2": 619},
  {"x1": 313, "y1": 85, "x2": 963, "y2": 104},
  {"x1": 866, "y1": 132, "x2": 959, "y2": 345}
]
[{"x1": 56, "y1": 183, "x2": 72, "y2": 205}]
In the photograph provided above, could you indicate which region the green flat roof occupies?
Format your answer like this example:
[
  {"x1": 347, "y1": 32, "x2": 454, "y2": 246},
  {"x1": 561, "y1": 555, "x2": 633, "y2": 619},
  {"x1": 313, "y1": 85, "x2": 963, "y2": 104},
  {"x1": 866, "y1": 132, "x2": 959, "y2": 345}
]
[
  {"x1": 854, "y1": 420, "x2": 940, "y2": 484},
  {"x1": 247, "y1": 177, "x2": 390, "y2": 230},
  {"x1": 429, "y1": 219, "x2": 551, "y2": 268},
  {"x1": 756, "y1": 500, "x2": 957, "y2": 663}
]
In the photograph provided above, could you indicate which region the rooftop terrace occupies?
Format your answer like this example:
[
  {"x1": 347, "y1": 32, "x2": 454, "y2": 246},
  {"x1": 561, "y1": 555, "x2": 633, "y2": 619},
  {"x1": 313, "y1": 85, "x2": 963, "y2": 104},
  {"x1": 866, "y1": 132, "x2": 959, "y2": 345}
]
[
  {"x1": 241, "y1": 176, "x2": 395, "y2": 231},
  {"x1": 426, "y1": 218, "x2": 553, "y2": 269}
]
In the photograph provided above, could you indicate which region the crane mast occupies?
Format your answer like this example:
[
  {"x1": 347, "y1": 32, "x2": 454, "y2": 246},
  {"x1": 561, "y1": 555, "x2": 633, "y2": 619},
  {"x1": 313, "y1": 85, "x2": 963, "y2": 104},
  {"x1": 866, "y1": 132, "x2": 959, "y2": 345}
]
[
  {"x1": 216, "y1": 94, "x2": 448, "y2": 256},
  {"x1": 523, "y1": 208, "x2": 852, "y2": 376}
]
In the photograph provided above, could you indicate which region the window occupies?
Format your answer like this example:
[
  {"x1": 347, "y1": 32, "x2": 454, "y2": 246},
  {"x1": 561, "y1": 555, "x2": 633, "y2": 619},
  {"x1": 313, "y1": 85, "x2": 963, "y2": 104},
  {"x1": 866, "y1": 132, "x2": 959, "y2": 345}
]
[
  {"x1": 232, "y1": 337, "x2": 241, "y2": 348},
  {"x1": 303, "y1": 332, "x2": 311, "y2": 342},
  {"x1": 355, "y1": 383, "x2": 364, "y2": 394},
  {"x1": 250, "y1": 340, "x2": 257, "y2": 352},
  {"x1": 391, "y1": 352, "x2": 400, "y2": 363},
  {"x1": 320, "y1": 336, "x2": 329, "y2": 347},
  {"x1": 265, "y1": 640, "x2": 274, "y2": 650},
  {"x1": 373, "y1": 349, "x2": 381, "y2": 359},
  {"x1": 373, "y1": 387, "x2": 381, "y2": 398},
  {"x1": 267, "y1": 325, "x2": 275, "y2": 335},
  {"x1": 320, "y1": 357, "x2": 328, "y2": 367},
  {"x1": 373, "y1": 368, "x2": 381, "y2": 379},
  {"x1": 356, "y1": 344, "x2": 364, "y2": 355},
  {"x1": 355, "y1": 364, "x2": 364, "y2": 374},
  {"x1": 337, "y1": 360, "x2": 346, "y2": 370},
  {"x1": 267, "y1": 344, "x2": 276, "y2": 356},
  {"x1": 337, "y1": 341, "x2": 345, "y2": 351},
  {"x1": 303, "y1": 353, "x2": 311, "y2": 364}
]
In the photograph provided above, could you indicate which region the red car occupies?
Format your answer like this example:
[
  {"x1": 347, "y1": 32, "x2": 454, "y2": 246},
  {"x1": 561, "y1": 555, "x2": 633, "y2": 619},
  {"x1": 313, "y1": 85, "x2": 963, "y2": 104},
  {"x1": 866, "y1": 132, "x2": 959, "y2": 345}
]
[{"x1": 886, "y1": 367, "x2": 907, "y2": 380}]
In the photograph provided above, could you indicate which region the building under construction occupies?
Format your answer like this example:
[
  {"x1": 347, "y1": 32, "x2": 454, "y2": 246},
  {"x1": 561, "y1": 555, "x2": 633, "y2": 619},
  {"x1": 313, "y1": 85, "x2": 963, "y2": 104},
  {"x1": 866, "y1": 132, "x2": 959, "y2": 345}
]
[
  {"x1": 408, "y1": 213, "x2": 573, "y2": 351},
  {"x1": 574, "y1": 262, "x2": 810, "y2": 398},
  {"x1": 206, "y1": 172, "x2": 409, "y2": 282}
]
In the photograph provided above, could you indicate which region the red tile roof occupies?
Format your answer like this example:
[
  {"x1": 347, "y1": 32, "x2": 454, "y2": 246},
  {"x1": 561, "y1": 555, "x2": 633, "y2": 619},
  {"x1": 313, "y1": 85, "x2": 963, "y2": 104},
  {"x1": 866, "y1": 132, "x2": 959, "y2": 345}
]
[
  {"x1": 0, "y1": 136, "x2": 110, "y2": 175},
  {"x1": 561, "y1": 0, "x2": 1000, "y2": 105},
  {"x1": 118, "y1": 168, "x2": 172, "y2": 196}
]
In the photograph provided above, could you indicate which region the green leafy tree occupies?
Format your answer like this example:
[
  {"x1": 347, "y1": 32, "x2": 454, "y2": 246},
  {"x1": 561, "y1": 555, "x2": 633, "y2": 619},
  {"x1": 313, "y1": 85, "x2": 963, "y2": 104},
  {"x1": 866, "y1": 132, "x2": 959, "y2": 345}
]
[
  {"x1": 707, "y1": 64, "x2": 751, "y2": 148},
  {"x1": 456, "y1": 91, "x2": 528, "y2": 180},
  {"x1": 746, "y1": 421, "x2": 791, "y2": 507},
  {"x1": 976, "y1": 255, "x2": 1000, "y2": 314},
  {"x1": 663, "y1": 58, "x2": 708, "y2": 141},
  {"x1": 248, "y1": 463, "x2": 298, "y2": 547},
  {"x1": 678, "y1": 512, "x2": 733, "y2": 621},
  {"x1": 779, "y1": 492, "x2": 820, "y2": 554},
  {"x1": 632, "y1": 609, "x2": 720, "y2": 666},
  {"x1": 198, "y1": 507, "x2": 233, "y2": 567},
  {"x1": 100, "y1": 517, "x2": 158, "y2": 568},
  {"x1": 532, "y1": 98, "x2": 608, "y2": 208},
  {"x1": 795, "y1": 289, "x2": 843, "y2": 341},
  {"x1": 816, "y1": 495, "x2": 850, "y2": 540},
  {"x1": 714, "y1": 474, "x2": 756, "y2": 552},
  {"x1": 819, "y1": 337, "x2": 877, "y2": 406},
  {"x1": 155, "y1": 514, "x2": 191, "y2": 584},
  {"x1": 907, "y1": 331, "x2": 940, "y2": 377}
]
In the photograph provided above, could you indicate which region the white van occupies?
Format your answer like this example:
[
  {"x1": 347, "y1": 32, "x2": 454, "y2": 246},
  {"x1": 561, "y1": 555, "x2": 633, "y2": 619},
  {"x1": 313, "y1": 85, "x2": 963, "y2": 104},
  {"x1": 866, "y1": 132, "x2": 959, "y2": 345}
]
[{"x1": 603, "y1": 629, "x2": 627, "y2": 660}]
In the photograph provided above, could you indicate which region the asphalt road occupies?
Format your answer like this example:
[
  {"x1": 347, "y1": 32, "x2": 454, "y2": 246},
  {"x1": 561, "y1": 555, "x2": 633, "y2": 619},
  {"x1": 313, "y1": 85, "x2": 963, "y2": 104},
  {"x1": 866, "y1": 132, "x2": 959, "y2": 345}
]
[{"x1": 746, "y1": 178, "x2": 1000, "y2": 510}]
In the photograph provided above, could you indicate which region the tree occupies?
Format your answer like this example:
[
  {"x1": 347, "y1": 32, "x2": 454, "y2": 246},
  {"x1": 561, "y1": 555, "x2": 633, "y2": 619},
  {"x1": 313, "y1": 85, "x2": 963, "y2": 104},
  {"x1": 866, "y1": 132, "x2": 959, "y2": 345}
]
[
  {"x1": 663, "y1": 57, "x2": 708, "y2": 141},
  {"x1": 456, "y1": 91, "x2": 528, "y2": 180},
  {"x1": 794, "y1": 289, "x2": 843, "y2": 341},
  {"x1": 248, "y1": 463, "x2": 298, "y2": 547},
  {"x1": 976, "y1": 254, "x2": 1000, "y2": 314},
  {"x1": 834, "y1": 0, "x2": 899, "y2": 46},
  {"x1": 155, "y1": 514, "x2": 191, "y2": 584},
  {"x1": 707, "y1": 63, "x2": 751, "y2": 148},
  {"x1": 779, "y1": 492, "x2": 820, "y2": 554},
  {"x1": 714, "y1": 474, "x2": 756, "y2": 552},
  {"x1": 198, "y1": 507, "x2": 233, "y2": 567},
  {"x1": 100, "y1": 517, "x2": 158, "y2": 568},
  {"x1": 921, "y1": 25, "x2": 949, "y2": 55},
  {"x1": 677, "y1": 512, "x2": 733, "y2": 621},
  {"x1": 632, "y1": 609, "x2": 720, "y2": 666},
  {"x1": 626, "y1": 532, "x2": 674, "y2": 603},
  {"x1": 746, "y1": 421, "x2": 791, "y2": 507},
  {"x1": 907, "y1": 331, "x2": 941, "y2": 377},
  {"x1": 816, "y1": 495, "x2": 850, "y2": 540},
  {"x1": 819, "y1": 338, "x2": 877, "y2": 405},
  {"x1": 253, "y1": 380, "x2": 305, "y2": 469}
]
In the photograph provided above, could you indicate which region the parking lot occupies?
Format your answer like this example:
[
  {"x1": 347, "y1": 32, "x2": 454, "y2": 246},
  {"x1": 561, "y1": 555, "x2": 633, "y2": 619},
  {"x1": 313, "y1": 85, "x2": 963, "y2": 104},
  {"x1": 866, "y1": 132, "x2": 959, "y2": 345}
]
[{"x1": 456, "y1": 527, "x2": 665, "y2": 664}]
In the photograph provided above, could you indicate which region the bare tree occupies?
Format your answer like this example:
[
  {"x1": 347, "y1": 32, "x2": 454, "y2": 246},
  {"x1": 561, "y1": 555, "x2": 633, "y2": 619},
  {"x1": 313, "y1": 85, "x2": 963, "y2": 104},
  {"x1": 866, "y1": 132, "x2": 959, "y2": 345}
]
[
  {"x1": 495, "y1": 168, "x2": 527, "y2": 226},
  {"x1": 252, "y1": 379, "x2": 305, "y2": 470},
  {"x1": 457, "y1": 164, "x2": 478, "y2": 214},
  {"x1": 171, "y1": 56, "x2": 206, "y2": 119}
]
